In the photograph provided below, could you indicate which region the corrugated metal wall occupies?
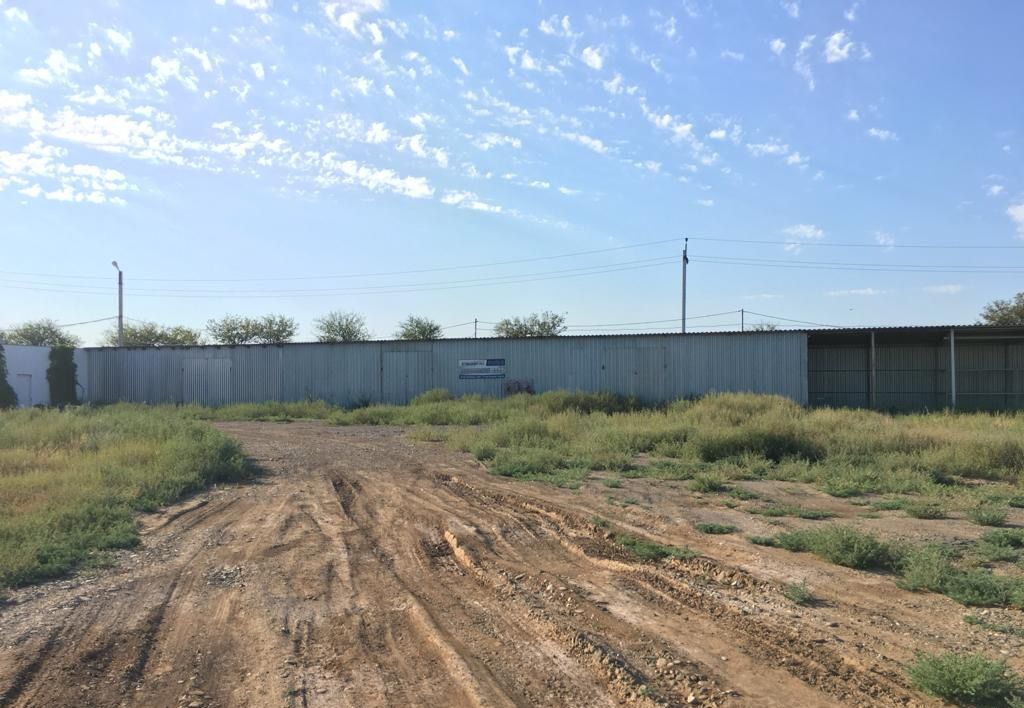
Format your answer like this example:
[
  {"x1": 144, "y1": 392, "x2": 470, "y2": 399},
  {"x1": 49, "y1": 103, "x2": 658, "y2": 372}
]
[
  {"x1": 809, "y1": 336, "x2": 1024, "y2": 411},
  {"x1": 83, "y1": 333, "x2": 809, "y2": 407}
]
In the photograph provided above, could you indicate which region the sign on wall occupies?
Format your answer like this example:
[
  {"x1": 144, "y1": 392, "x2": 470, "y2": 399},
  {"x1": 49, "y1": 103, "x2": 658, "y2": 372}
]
[{"x1": 459, "y1": 358, "x2": 506, "y2": 380}]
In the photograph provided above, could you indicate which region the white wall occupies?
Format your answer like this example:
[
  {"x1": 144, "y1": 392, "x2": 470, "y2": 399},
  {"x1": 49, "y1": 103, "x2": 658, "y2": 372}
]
[
  {"x1": 1, "y1": 345, "x2": 89, "y2": 407},
  {"x1": 3, "y1": 345, "x2": 50, "y2": 407}
]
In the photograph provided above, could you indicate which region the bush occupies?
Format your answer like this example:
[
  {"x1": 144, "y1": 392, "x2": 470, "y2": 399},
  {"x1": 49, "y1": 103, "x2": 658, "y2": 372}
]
[
  {"x1": 905, "y1": 502, "x2": 946, "y2": 520},
  {"x1": 46, "y1": 346, "x2": 79, "y2": 407},
  {"x1": 695, "y1": 522, "x2": 737, "y2": 534},
  {"x1": 0, "y1": 344, "x2": 17, "y2": 409},
  {"x1": 689, "y1": 474, "x2": 730, "y2": 493},
  {"x1": 748, "y1": 535, "x2": 778, "y2": 547},
  {"x1": 775, "y1": 526, "x2": 898, "y2": 570},
  {"x1": 782, "y1": 580, "x2": 813, "y2": 605},
  {"x1": 410, "y1": 388, "x2": 454, "y2": 405},
  {"x1": 968, "y1": 505, "x2": 1009, "y2": 527},
  {"x1": 942, "y1": 570, "x2": 1018, "y2": 607},
  {"x1": 898, "y1": 545, "x2": 954, "y2": 593},
  {"x1": 729, "y1": 486, "x2": 760, "y2": 500},
  {"x1": 906, "y1": 651, "x2": 1022, "y2": 707},
  {"x1": 695, "y1": 426, "x2": 822, "y2": 463},
  {"x1": 490, "y1": 448, "x2": 569, "y2": 477},
  {"x1": 614, "y1": 533, "x2": 696, "y2": 561}
]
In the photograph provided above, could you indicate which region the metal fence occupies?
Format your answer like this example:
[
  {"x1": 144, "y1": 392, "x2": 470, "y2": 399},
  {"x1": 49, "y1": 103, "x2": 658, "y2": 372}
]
[{"x1": 82, "y1": 332, "x2": 809, "y2": 407}]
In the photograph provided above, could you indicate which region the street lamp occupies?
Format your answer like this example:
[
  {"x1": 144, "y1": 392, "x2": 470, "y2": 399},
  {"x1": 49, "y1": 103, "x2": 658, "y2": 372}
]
[{"x1": 111, "y1": 261, "x2": 123, "y2": 347}]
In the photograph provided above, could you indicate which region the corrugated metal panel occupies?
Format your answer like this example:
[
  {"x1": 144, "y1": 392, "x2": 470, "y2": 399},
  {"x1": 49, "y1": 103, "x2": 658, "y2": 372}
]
[{"x1": 83, "y1": 332, "x2": 809, "y2": 406}]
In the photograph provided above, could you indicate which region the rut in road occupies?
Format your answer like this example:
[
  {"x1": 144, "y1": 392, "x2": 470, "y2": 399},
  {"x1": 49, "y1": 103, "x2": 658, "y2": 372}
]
[{"x1": 0, "y1": 423, "x2": 929, "y2": 708}]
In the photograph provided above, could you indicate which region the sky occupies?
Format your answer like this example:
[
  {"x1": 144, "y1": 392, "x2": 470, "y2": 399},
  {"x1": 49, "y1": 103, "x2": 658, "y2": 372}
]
[{"x1": 0, "y1": 0, "x2": 1022, "y2": 345}]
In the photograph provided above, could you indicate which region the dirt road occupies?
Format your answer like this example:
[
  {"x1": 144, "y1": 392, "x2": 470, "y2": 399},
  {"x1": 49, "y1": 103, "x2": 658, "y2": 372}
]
[{"x1": 3, "y1": 422, "x2": 1007, "y2": 707}]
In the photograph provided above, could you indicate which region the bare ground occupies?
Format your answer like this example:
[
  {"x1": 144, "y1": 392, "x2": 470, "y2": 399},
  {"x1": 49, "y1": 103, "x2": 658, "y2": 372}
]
[{"x1": 1, "y1": 422, "x2": 1021, "y2": 708}]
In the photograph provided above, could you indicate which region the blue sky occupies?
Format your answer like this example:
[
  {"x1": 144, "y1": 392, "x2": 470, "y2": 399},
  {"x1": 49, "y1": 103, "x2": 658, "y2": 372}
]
[{"x1": 1, "y1": 0, "x2": 1022, "y2": 344}]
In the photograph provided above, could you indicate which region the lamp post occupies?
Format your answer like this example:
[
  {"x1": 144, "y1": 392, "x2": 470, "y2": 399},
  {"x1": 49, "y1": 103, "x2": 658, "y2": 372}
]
[{"x1": 111, "y1": 261, "x2": 123, "y2": 346}]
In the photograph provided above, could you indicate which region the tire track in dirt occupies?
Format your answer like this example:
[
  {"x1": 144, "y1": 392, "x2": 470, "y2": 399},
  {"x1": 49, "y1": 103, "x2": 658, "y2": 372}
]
[{"x1": 0, "y1": 423, "x2": 947, "y2": 707}]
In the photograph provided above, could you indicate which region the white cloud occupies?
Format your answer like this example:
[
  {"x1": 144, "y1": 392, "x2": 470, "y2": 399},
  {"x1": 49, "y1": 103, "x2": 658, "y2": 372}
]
[
  {"x1": 0, "y1": 140, "x2": 134, "y2": 206},
  {"x1": 69, "y1": 85, "x2": 129, "y2": 107},
  {"x1": 987, "y1": 184, "x2": 1005, "y2": 197},
  {"x1": 519, "y1": 50, "x2": 541, "y2": 71},
  {"x1": 366, "y1": 22, "x2": 384, "y2": 45},
  {"x1": 845, "y1": 2, "x2": 860, "y2": 21},
  {"x1": 602, "y1": 73, "x2": 637, "y2": 95},
  {"x1": 558, "y1": 131, "x2": 607, "y2": 154},
  {"x1": 1008, "y1": 203, "x2": 1024, "y2": 237},
  {"x1": 398, "y1": 134, "x2": 448, "y2": 167},
  {"x1": 874, "y1": 231, "x2": 895, "y2": 248},
  {"x1": 708, "y1": 128, "x2": 727, "y2": 140},
  {"x1": 655, "y1": 16, "x2": 677, "y2": 39},
  {"x1": 105, "y1": 28, "x2": 133, "y2": 54},
  {"x1": 451, "y1": 57, "x2": 469, "y2": 76},
  {"x1": 89, "y1": 43, "x2": 103, "y2": 60},
  {"x1": 846, "y1": 108, "x2": 860, "y2": 121},
  {"x1": 408, "y1": 112, "x2": 438, "y2": 130},
  {"x1": 785, "y1": 151, "x2": 809, "y2": 167},
  {"x1": 148, "y1": 56, "x2": 199, "y2": 92},
  {"x1": 17, "y1": 49, "x2": 81, "y2": 86},
  {"x1": 696, "y1": 198, "x2": 714, "y2": 207},
  {"x1": 350, "y1": 76, "x2": 373, "y2": 95},
  {"x1": 474, "y1": 132, "x2": 522, "y2": 151},
  {"x1": 720, "y1": 50, "x2": 744, "y2": 62},
  {"x1": 183, "y1": 47, "x2": 214, "y2": 72},
  {"x1": 783, "y1": 223, "x2": 824, "y2": 252},
  {"x1": 580, "y1": 45, "x2": 605, "y2": 70},
  {"x1": 924, "y1": 284, "x2": 963, "y2": 295},
  {"x1": 442, "y1": 29, "x2": 457, "y2": 41},
  {"x1": 558, "y1": 186, "x2": 581, "y2": 195},
  {"x1": 320, "y1": 154, "x2": 433, "y2": 200},
  {"x1": 364, "y1": 122, "x2": 390, "y2": 144},
  {"x1": 216, "y1": 0, "x2": 271, "y2": 10},
  {"x1": 5, "y1": 7, "x2": 29, "y2": 23},
  {"x1": 824, "y1": 30, "x2": 854, "y2": 63},
  {"x1": 538, "y1": 14, "x2": 577, "y2": 39},
  {"x1": 827, "y1": 288, "x2": 884, "y2": 296},
  {"x1": 635, "y1": 160, "x2": 661, "y2": 173},
  {"x1": 781, "y1": 1, "x2": 799, "y2": 18},
  {"x1": 747, "y1": 139, "x2": 789, "y2": 157},
  {"x1": 866, "y1": 127, "x2": 898, "y2": 141},
  {"x1": 769, "y1": 38, "x2": 786, "y2": 56},
  {"x1": 794, "y1": 35, "x2": 815, "y2": 90},
  {"x1": 250, "y1": 62, "x2": 265, "y2": 80},
  {"x1": 441, "y1": 189, "x2": 502, "y2": 213}
]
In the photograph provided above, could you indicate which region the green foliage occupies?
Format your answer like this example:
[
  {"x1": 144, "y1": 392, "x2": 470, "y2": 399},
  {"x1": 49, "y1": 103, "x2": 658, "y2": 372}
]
[
  {"x1": 46, "y1": 347, "x2": 78, "y2": 407},
  {"x1": 774, "y1": 526, "x2": 899, "y2": 570},
  {"x1": 0, "y1": 319, "x2": 80, "y2": 347},
  {"x1": 0, "y1": 344, "x2": 17, "y2": 409},
  {"x1": 190, "y1": 399, "x2": 339, "y2": 422},
  {"x1": 904, "y1": 502, "x2": 946, "y2": 519},
  {"x1": 602, "y1": 477, "x2": 623, "y2": 488},
  {"x1": 614, "y1": 533, "x2": 696, "y2": 561},
  {"x1": 942, "y1": 571, "x2": 1020, "y2": 607},
  {"x1": 963, "y1": 615, "x2": 1024, "y2": 638},
  {"x1": 101, "y1": 321, "x2": 202, "y2": 347},
  {"x1": 689, "y1": 474, "x2": 729, "y2": 493},
  {"x1": 748, "y1": 535, "x2": 778, "y2": 546},
  {"x1": 967, "y1": 504, "x2": 1009, "y2": 527},
  {"x1": 394, "y1": 315, "x2": 442, "y2": 340},
  {"x1": 313, "y1": 310, "x2": 371, "y2": 342},
  {"x1": 695, "y1": 425, "x2": 822, "y2": 463},
  {"x1": 906, "y1": 651, "x2": 1022, "y2": 706},
  {"x1": 695, "y1": 522, "x2": 737, "y2": 534},
  {"x1": 205, "y1": 314, "x2": 298, "y2": 344},
  {"x1": 729, "y1": 486, "x2": 760, "y2": 500},
  {"x1": 898, "y1": 545, "x2": 955, "y2": 593},
  {"x1": 0, "y1": 405, "x2": 251, "y2": 587},
  {"x1": 979, "y1": 291, "x2": 1024, "y2": 326},
  {"x1": 410, "y1": 388, "x2": 455, "y2": 405},
  {"x1": 782, "y1": 580, "x2": 813, "y2": 605},
  {"x1": 493, "y1": 311, "x2": 567, "y2": 338},
  {"x1": 748, "y1": 504, "x2": 834, "y2": 520}
]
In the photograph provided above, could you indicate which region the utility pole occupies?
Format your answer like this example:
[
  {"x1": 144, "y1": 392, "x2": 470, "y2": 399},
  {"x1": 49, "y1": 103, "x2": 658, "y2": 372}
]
[
  {"x1": 680, "y1": 238, "x2": 689, "y2": 334},
  {"x1": 474, "y1": 318, "x2": 478, "y2": 338},
  {"x1": 111, "y1": 261, "x2": 123, "y2": 346},
  {"x1": 741, "y1": 308, "x2": 745, "y2": 332}
]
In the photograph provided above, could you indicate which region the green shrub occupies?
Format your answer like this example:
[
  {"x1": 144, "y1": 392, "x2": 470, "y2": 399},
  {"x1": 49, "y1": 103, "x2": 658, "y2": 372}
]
[
  {"x1": 905, "y1": 502, "x2": 946, "y2": 520},
  {"x1": 695, "y1": 426, "x2": 822, "y2": 463},
  {"x1": 906, "y1": 651, "x2": 1022, "y2": 707},
  {"x1": 46, "y1": 347, "x2": 79, "y2": 407},
  {"x1": 695, "y1": 522, "x2": 737, "y2": 534},
  {"x1": 748, "y1": 535, "x2": 778, "y2": 547},
  {"x1": 614, "y1": 534, "x2": 696, "y2": 561},
  {"x1": 689, "y1": 474, "x2": 730, "y2": 493},
  {"x1": 968, "y1": 505, "x2": 1009, "y2": 527},
  {"x1": 898, "y1": 545, "x2": 954, "y2": 593},
  {"x1": 0, "y1": 344, "x2": 17, "y2": 409},
  {"x1": 490, "y1": 448, "x2": 568, "y2": 477},
  {"x1": 782, "y1": 580, "x2": 813, "y2": 605},
  {"x1": 602, "y1": 478, "x2": 623, "y2": 488},
  {"x1": 775, "y1": 526, "x2": 898, "y2": 570},
  {"x1": 729, "y1": 486, "x2": 760, "y2": 500},
  {"x1": 872, "y1": 498, "x2": 908, "y2": 511},
  {"x1": 1008, "y1": 496, "x2": 1024, "y2": 509},
  {"x1": 410, "y1": 388, "x2": 455, "y2": 405},
  {"x1": 942, "y1": 570, "x2": 1018, "y2": 607}
]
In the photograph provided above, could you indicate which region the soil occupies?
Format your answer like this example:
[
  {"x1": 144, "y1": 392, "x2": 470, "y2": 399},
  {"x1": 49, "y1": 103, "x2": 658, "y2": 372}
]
[{"x1": 1, "y1": 422, "x2": 1021, "y2": 707}]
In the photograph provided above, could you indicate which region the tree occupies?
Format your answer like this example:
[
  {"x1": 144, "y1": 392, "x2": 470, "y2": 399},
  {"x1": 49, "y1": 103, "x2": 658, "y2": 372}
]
[
  {"x1": 493, "y1": 311, "x2": 567, "y2": 338},
  {"x1": 0, "y1": 345, "x2": 17, "y2": 408},
  {"x1": 395, "y1": 315, "x2": 442, "y2": 340},
  {"x1": 748, "y1": 322, "x2": 779, "y2": 332},
  {"x1": 205, "y1": 314, "x2": 298, "y2": 344},
  {"x1": 0, "y1": 319, "x2": 81, "y2": 347},
  {"x1": 314, "y1": 311, "x2": 371, "y2": 342},
  {"x1": 101, "y1": 322, "x2": 203, "y2": 347},
  {"x1": 979, "y1": 292, "x2": 1024, "y2": 326}
]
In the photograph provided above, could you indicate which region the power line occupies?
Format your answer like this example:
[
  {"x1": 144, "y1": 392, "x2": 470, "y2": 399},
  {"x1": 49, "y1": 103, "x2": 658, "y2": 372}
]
[
  {"x1": 688, "y1": 237, "x2": 1024, "y2": 250},
  {"x1": 564, "y1": 310, "x2": 742, "y2": 328},
  {"x1": 691, "y1": 257, "x2": 1024, "y2": 275},
  {"x1": 742, "y1": 311, "x2": 842, "y2": 328},
  {"x1": 56, "y1": 316, "x2": 118, "y2": 328}
]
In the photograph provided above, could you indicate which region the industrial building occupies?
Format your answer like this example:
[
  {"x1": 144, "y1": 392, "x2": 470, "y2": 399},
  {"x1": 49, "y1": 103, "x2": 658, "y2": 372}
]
[{"x1": 4, "y1": 325, "x2": 1022, "y2": 411}]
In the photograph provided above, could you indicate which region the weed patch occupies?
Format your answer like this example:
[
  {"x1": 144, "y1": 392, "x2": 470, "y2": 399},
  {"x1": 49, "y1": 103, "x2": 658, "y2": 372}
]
[
  {"x1": 614, "y1": 534, "x2": 696, "y2": 562},
  {"x1": 906, "y1": 651, "x2": 1022, "y2": 707},
  {"x1": 782, "y1": 580, "x2": 814, "y2": 605},
  {"x1": 774, "y1": 526, "x2": 898, "y2": 570},
  {"x1": 695, "y1": 522, "x2": 737, "y2": 535}
]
